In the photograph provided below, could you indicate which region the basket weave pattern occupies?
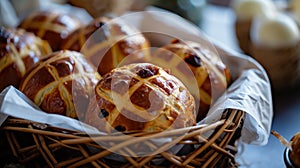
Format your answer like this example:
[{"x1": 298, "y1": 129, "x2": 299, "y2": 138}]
[{"x1": 1, "y1": 109, "x2": 243, "y2": 168}]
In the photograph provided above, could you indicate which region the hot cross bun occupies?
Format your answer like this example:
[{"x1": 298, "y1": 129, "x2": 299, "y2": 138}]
[
  {"x1": 85, "y1": 63, "x2": 196, "y2": 133},
  {"x1": 19, "y1": 10, "x2": 82, "y2": 51},
  {"x1": 19, "y1": 50, "x2": 100, "y2": 119},
  {"x1": 153, "y1": 40, "x2": 231, "y2": 121},
  {"x1": 0, "y1": 27, "x2": 51, "y2": 91},
  {"x1": 61, "y1": 17, "x2": 150, "y2": 76}
]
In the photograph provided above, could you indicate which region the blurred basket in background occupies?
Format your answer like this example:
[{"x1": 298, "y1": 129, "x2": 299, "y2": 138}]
[{"x1": 232, "y1": 0, "x2": 300, "y2": 89}]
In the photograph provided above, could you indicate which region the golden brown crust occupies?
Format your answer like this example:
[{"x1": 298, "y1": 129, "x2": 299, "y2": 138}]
[
  {"x1": 153, "y1": 40, "x2": 231, "y2": 121},
  {"x1": 85, "y1": 63, "x2": 196, "y2": 133},
  {"x1": 19, "y1": 10, "x2": 82, "y2": 51},
  {"x1": 61, "y1": 17, "x2": 150, "y2": 76},
  {"x1": 0, "y1": 27, "x2": 52, "y2": 92},
  {"x1": 19, "y1": 50, "x2": 100, "y2": 119}
]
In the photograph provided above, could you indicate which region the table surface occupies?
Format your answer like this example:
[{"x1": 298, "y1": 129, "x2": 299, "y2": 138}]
[{"x1": 200, "y1": 4, "x2": 300, "y2": 168}]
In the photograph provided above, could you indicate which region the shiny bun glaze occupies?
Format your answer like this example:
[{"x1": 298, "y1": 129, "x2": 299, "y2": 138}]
[
  {"x1": 153, "y1": 39, "x2": 231, "y2": 121},
  {"x1": 85, "y1": 63, "x2": 196, "y2": 133},
  {"x1": 19, "y1": 10, "x2": 82, "y2": 51},
  {"x1": 0, "y1": 27, "x2": 52, "y2": 91},
  {"x1": 19, "y1": 50, "x2": 100, "y2": 119},
  {"x1": 61, "y1": 17, "x2": 150, "y2": 76}
]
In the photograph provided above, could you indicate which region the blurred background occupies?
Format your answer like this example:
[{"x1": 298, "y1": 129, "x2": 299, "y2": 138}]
[{"x1": 1, "y1": 0, "x2": 223, "y2": 28}]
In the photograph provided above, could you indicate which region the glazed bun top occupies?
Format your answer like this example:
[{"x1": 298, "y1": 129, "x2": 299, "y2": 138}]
[
  {"x1": 85, "y1": 63, "x2": 196, "y2": 133},
  {"x1": 61, "y1": 16, "x2": 150, "y2": 76},
  {"x1": 153, "y1": 39, "x2": 231, "y2": 121},
  {"x1": 0, "y1": 26, "x2": 51, "y2": 91},
  {"x1": 19, "y1": 50, "x2": 100, "y2": 119},
  {"x1": 19, "y1": 10, "x2": 82, "y2": 51}
]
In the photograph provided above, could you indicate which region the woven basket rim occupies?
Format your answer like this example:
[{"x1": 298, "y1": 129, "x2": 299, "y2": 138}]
[{"x1": 1, "y1": 108, "x2": 244, "y2": 168}]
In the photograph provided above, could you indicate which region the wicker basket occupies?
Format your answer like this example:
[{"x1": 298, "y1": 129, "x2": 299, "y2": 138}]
[{"x1": 0, "y1": 109, "x2": 244, "y2": 168}]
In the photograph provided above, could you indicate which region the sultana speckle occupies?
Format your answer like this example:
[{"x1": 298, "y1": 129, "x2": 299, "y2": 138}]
[
  {"x1": 184, "y1": 53, "x2": 201, "y2": 67},
  {"x1": 137, "y1": 69, "x2": 154, "y2": 78},
  {"x1": 98, "y1": 108, "x2": 109, "y2": 118},
  {"x1": 115, "y1": 125, "x2": 126, "y2": 132}
]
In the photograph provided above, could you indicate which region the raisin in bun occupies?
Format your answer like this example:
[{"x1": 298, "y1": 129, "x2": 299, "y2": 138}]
[
  {"x1": 19, "y1": 10, "x2": 82, "y2": 51},
  {"x1": 153, "y1": 40, "x2": 231, "y2": 121},
  {"x1": 85, "y1": 63, "x2": 196, "y2": 133},
  {"x1": 61, "y1": 17, "x2": 150, "y2": 76},
  {"x1": 0, "y1": 27, "x2": 51, "y2": 92},
  {"x1": 19, "y1": 50, "x2": 100, "y2": 119}
]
